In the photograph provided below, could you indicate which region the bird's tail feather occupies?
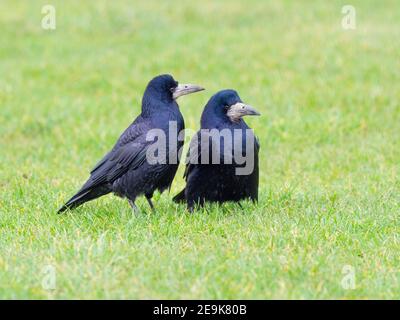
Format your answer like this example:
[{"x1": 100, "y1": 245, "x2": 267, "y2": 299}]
[
  {"x1": 172, "y1": 189, "x2": 186, "y2": 203},
  {"x1": 58, "y1": 186, "x2": 110, "y2": 213}
]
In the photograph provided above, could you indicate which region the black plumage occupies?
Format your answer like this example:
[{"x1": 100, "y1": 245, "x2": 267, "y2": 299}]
[
  {"x1": 173, "y1": 90, "x2": 260, "y2": 211},
  {"x1": 58, "y1": 74, "x2": 204, "y2": 213}
]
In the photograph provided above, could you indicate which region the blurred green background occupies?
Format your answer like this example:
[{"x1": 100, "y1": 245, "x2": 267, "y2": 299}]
[{"x1": 0, "y1": 0, "x2": 399, "y2": 299}]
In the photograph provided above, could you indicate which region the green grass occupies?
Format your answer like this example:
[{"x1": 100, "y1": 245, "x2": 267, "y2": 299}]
[{"x1": 0, "y1": 0, "x2": 399, "y2": 299}]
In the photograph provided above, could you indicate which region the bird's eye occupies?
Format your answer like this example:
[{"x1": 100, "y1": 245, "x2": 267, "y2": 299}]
[{"x1": 170, "y1": 87, "x2": 175, "y2": 92}]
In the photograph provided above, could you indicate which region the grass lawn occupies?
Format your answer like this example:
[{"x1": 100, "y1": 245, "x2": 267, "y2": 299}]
[{"x1": 0, "y1": 0, "x2": 399, "y2": 299}]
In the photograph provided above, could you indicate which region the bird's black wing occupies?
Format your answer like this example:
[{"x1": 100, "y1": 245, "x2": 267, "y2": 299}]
[
  {"x1": 182, "y1": 131, "x2": 214, "y2": 180},
  {"x1": 174, "y1": 129, "x2": 260, "y2": 203},
  {"x1": 183, "y1": 130, "x2": 260, "y2": 180},
  {"x1": 81, "y1": 120, "x2": 151, "y2": 191},
  {"x1": 58, "y1": 119, "x2": 151, "y2": 213},
  {"x1": 182, "y1": 132, "x2": 198, "y2": 181},
  {"x1": 173, "y1": 132, "x2": 204, "y2": 203},
  {"x1": 255, "y1": 135, "x2": 260, "y2": 151}
]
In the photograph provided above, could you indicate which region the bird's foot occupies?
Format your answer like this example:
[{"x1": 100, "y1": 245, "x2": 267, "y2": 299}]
[{"x1": 128, "y1": 199, "x2": 139, "y2": 214}]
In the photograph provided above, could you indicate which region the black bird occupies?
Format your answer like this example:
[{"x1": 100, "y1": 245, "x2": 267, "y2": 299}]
[
  {"x1": 58, "y1": 74, "x2": 204, "y2": 213},
  {"x1": 173, "y1": 90, "x2": 260, "y2": 211}
]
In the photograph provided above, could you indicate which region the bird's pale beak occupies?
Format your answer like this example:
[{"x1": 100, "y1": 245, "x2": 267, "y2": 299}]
[
  {"x1": 227, "y1": 102, "x2": 261, "y2": 122},
  {"x1": 172, "y1": 84, "x2": 205, "y2": 99}
]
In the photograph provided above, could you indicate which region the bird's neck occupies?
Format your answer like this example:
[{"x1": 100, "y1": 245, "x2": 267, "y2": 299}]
[{"x1": 141, "y1": 94, "x2": 178, "y2": 118}]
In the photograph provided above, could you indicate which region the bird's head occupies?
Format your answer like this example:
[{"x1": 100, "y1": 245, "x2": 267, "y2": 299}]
[
  {"x1": 144, "y1": 74, "x2": 204, "y2": 104},
  {"x1": 201, "y1": 89, "x2": 260, "y2": 126}
]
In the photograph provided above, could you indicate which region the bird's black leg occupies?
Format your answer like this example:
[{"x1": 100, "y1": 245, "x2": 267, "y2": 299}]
[
  {"x1": 146, "y1": 196, "x2": 155, "y2": 211},
  {"x1": 128, "y1": 199, "x2": 139, "y2": 213}
]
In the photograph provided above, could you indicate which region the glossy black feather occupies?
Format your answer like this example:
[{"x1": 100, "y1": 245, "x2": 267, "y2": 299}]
[
  {"x1": 173, "y1": 90, "x2": 259, "y2": 211},
  {"x1": 58, "y1": 74, "x2": 184, "y2": 213}
]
